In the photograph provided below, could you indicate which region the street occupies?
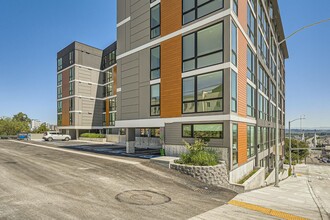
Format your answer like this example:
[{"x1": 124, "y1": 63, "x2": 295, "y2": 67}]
[{"x1": 0, "y1": 140, "x2": 236, "y2": 220}]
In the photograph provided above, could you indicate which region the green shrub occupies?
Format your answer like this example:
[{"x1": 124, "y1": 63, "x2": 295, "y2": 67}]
[
  {"x1": 80, "y1": 133, "x2": 105, "y2": 138},
  {"x1": 238, "y1": 168, "x2": 259, "y2": 184},
  {"x1": 175, "y1": 139, "x2": 219, "y2": 166}
]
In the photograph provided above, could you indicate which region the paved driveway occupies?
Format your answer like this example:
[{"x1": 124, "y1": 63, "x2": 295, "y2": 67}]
[{"x1": 0, "y1": 140, "x2": 236, "y2": 220}]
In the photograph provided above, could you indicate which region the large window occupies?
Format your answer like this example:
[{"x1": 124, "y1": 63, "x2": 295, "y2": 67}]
[
  {"x1": 258, "y1": 64, "x2": 268, "y2": 95},
  {"x1": 57, "y1": 58, "x2": 62, "y2": 71},
  {"x1": 247, "y1": 4, "x2": 255, "y2": 44},
  {"x1": 258, "y1": 29, "x2": 269, "y2": 66},
  {"x1": 150, "y1": 84, "x2": 160, "y2": 116},
  {"x1": 57, "y1": 101, "x2": 62, "y2": 113},
  {"x1": 182, "y1": 124, "x2": 223, "y2": 139},
  {"x1": 69, "y1": 67, "x2": 75, "y2": 81},
  {"x1": 182, "y1": 23, "x2": 224, "y2": 72},
  {"x1": 57, "y1": 114, "x2": 62, "y2": 126},
  {"x1": 69, "y1": 82, "x2": 74, "y2": 96},
  {"x1": 182, "y1": 0, "x2": 224, "y2": 25},
  {"x1": 69, "y1": 98, "x2": 74, "y2": 111},
  {"x1": 231, "y1": 70, "x2": 237, "y2": 112},
  {"x1": 57, "y1": 86, "x2": 62, "y2": 99},
  {"x1": 232, "y1": 124, "x2": 238, "y2": 165},
  {"x1": 69, "y1": 113, "x2": 74, "y2": 125},
  {"x1": 247, "y1": 125, "x2": 256, "y2": 158},
  {"x1": 69, "y1": 51, "x2": 74, "y2": 65},
  {"x1": 150, "y1": 4, "x2": 160, "y2": 39},
  {"x1": 247, "y1": 47, "x2": 255, "y2": 83},
  {"x1": 232, "y1": 0, "x2": 238, "y2": 15},
  {"x1": 104, "y1": 69, "x2": 113, "y2": 84},
  {"x1": 105, "y1": 83, "x2": 113, "y2": 97},
  {"x1": 257, "y1": 127, "x2": 269, "y2": 152},
  {"x1": 110, "y1": 112, "x2": 116, "y2": 126},
  {"x1": 183, "y1": 71, "x2": 223, "y2": 114},
  {"x1": 258, "y1": 93, "x2": 268, "y2": 120},
  {"x1": 109, "y1": 97, "x2": 117, "y2": 112},
  {"x1": 231, "y1": 21, "x2": 237, "y2": 66},
  {"x1": 150, "y1": 46, "x2": 160, "y2": 80},
  {"x1": 57, "y1": 73, "x2": 62, "y2": 86},
  {"x1": 247, "y1": 84, "x2": 255, "y2": 117}
]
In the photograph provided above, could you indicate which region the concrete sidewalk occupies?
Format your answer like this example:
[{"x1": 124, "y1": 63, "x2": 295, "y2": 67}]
[{"x1": 191, "y1": 175, "x2": 323, "y2": 220}]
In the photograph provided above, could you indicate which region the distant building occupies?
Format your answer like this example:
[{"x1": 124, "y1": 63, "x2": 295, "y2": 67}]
[{"x1": 30, "y1": 119, "x2": 42, "y2": 131}]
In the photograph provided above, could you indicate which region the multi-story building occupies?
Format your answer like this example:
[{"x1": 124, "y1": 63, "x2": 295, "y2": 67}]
[
  {"x1": 57, "y1": 41, "x2": 118, "y2": 139},
  {"x1": 57, "y1": 0, "x2": 288, "y2": 182}
]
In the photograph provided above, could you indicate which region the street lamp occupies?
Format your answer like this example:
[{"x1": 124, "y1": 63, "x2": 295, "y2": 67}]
[
  {"x1": 274, "y1": 17, "x2": 330, "y2": 187},
  {"x1": 289, "y1": 116, "x2": 306, "y2": 173}
]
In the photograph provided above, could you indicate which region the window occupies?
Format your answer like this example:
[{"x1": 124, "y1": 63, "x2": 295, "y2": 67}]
[
  {"x1": 69, "y1": 67, "x2": 75, "y2": 81},
  {"x1": 57, "y1": 114, "x2": 62, "y2": 126},
  {"x1": 183, "y1": 71, "x2": 223, "y2": 114},
  {"x1": 247, "y1": 125, "x2": 256, "y2": 158},
  {"x1": 57, "y1": 73, "x2": 62, "y2": 86},
  {"x1": 258, "y1": 64, "x2": 268, "y2": 94},
  {"x1": 182, "y1": 22, "x2": 224, "y2": 72},
  {"x1": 182, "y1": 124, "x2": 223, "y2": 139},
  {"x1": 150, "y1": 4, "x2": 160, "y2": 39},
  {"x1": 57, "y1": 86, "x2": 62, "y2": 99},
  {"x1": 69, "y1": 98, "x2": 74, "y2": 111},
  {"x1": 182, "y1": 0, "x2": 224, "y2": 25},
  {"x1": 150, "y1": 46, "x2": 160, "y2": 80},
  {"x1": 231, "y1": 70, "x2": 237, "y2": 112},
  {"x1": 104, "y1": 69, "x2": 113, "y2": 83},
  {"x1": 57, "y1": 58, "x2": 62, "y2": 71},
  {"x1": 69, "y1": 82, "x2": 74, "y2": 96},
  {"x1": 231, "y1": 21, "x2": 237, "y2": 66},
  {"x1": 150, "y1": 84, "x2": 160, "y2": 116},
  {"x1": 247, "y1": 47, "x2": 255, "y2": 83},
  {"x1": 109, "y1": 112, "x2": 116, "y2": 126},
  {"x1": 258, "y1": 29, "x2": 269, "y2": 66},
  {"x1": 102, "y1": 114, "x2": 106, "y2": 126},
  {"x1": 232, "y1": 124, "x2": 238, "y2": 165},
  {"x1": 140, "y1": 128, "x2": 160, "y2": 137},
  {"x1": 105, "y1": 83, "x2": 113, "y2": 97},
  {"x1": 69, "y1": 113, "x2": 74, "y2": 125},
  {"x1": 109, "y1": 97, "x2": 117, "y2": 111},
  {"x1": 57, "y1": 101, "x2": 62, "y2": 113},
  {"x1": 258, "y1": 93, "x2": 268, "y2": 120},
  {"x1": 233, "y1": 0, "x2": 238, "y2": 15},
  {"x1": 270, "y1": 103, "x2": 276, "y2": 122},
  {"x1": 270, "y1": 81, "x2": 275, "y2": 102},
  {"x1": 69, "y1": 51, "x2": 74, "y2": 65},
  {"x1": 247, "y1": 84, "x2": 255, "y2": 117},
  {"x1": 257, "y1": 127, "x2": 269, "y2": 152},
  {"x1": 247, "y1": 4, "x2": 255, "y2": 44}
]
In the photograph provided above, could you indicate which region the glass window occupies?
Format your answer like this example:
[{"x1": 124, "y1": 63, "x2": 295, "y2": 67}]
[
  {"x1": 69, "y1": 51, "x2": 74, "y2": 65},
  {"x1": 247, "y1": 47, "x2": 255, "y2": 83},
  {"x1": 183, "y1": 23, "x2": 224, "y2": 72},
  {"x1": 150, "y1": 46, "x2": 160, "y2": 80},
  {"x1": 247, "y1": 84, "x2": 255, "y2": 117},
  {"x1": 150, "y1": 84, "x2": 160, "y2": 116},
  {"x1": 182, "y1": 0, "x2": 224, "y2": 25},
  {"x1": 69, "y1": 98, "x2": 74, "y2": 111},
  {"x1": 150, "y1": 4, "x2": 160, "y2": 39},
  {"x1": 109, "y1": 97, "x2": 117, "y2": 112},
  {"x1": 247, "y1": 5, "x2": 255, "y2": 44},
  {"x1": 57, "y1": 114, "x2": 62, "y2": 126},
  {"x1": 233, "y1": 0, "x2": 238, "y2": 15},
  {"x1": 182, "y1": 124, "x2": 223, "y2": 139},
  {"x1": 183, "y1": 71, "x2": 223, "y2": 114},
  {"x1": 57, "y1": 86, "x2": 62, "y2": 99},
  {"x1": 69, "y1": 113, "x2": 74, "y2": 125},
  {"x1": 57, "y1": 73, "x2": 62, "y2": 86},
  {"x1": 57, "y1": 101, "x2": 62, "y2": 113},
  {"x1": 110, "y1": 112, "x2": 116, "y2": 126},
  {"x1": 57, "y1": 58, "x2": 62, "y2": 71},
  {"x1": 258, "y1": 64, "x2": 268, "y2": 94},
  {"x1": 232, "y1": 124, "x2": 238, "y2": 165},
  {"x1": 69, "y1": 67, "x2": 75, "y2": 81},
  {"x1": 247, "y1": 125, "x2": 256, "y2": 158},
  {"x1": 69, "y1": 82, "x2": 74, "y2": 96},
  {"x1": 231, "y1": 21, "x2": 237, "y2": 66},
  {"x1": 231, "y1": 70, "x2": 237, "y2": 112}
]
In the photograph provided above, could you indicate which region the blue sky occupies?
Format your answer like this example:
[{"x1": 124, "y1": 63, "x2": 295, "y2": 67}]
[{"x1": 0, "y1": 0, "x2": 329, "y2": 128}]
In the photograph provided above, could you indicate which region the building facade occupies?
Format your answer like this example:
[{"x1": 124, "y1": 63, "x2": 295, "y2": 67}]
[{"x1": 57, "y1": 0, "x2": 288, "y2": 182}]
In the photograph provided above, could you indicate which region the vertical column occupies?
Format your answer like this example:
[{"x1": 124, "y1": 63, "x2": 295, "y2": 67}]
[{"x1": 126, "y1": 128, "x2": 135, "y2": 153}]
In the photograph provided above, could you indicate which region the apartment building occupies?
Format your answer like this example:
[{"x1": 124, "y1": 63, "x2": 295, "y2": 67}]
[
  {"x1": 115, "y1": 0, "x2": 288, "y2": 181},
  {"x1": 57, "y1": 0, "x2": 288, "y2": 182},
  {"x1": 57, "y1": 41, "x2": 118, "y2": 139}
]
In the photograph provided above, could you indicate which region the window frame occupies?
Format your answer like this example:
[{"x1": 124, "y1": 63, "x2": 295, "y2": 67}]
[
  {"x1": 231, "y1": 21, "x2": 238, "y2": 66},
  {"x1": 150, "y1": 83, "x2": 161, "y2": 116},
  {"x1": 231, "y1": 70, "x2": 237, "y2": 113},
  {"x1": 150, "y1": 4, "x2": 161, "y2": 39},
  {"x1": 232, "y1": 123, "x2": 238, "y2": 165},
  {"x1": 150, "y1": 46, "x2": 161, "y2": 80},
  {"x1": 182, "y1": 123, "x2": 224, "y2": 139}
]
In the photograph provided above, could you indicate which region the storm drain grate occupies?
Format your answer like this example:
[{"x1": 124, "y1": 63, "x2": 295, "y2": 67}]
[{"x1": 115, "y1": 190, "x2": 171, "y2": 206}]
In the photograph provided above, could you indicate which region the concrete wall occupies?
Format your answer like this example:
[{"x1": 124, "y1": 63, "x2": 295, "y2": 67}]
[
  {"x1": 135, "y1": 137, "x2": 161, "y2": 148},
  {"x1": 242, "y1": 167, "x2": 266, "y2": 191},
  {"x1": 30, "y1": 134, "x2": 44, "y2": 140},
  {"x1": 229, "y1": 159, "x2": 255, "y2": 183},
  {"x1": 106, "y1": 134, "x2": 126, "y2": 144}
]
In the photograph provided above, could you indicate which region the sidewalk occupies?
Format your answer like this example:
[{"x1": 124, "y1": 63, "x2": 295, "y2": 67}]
[{"x1": 191, "y1": 175, "x2": 322, "y2": 220}]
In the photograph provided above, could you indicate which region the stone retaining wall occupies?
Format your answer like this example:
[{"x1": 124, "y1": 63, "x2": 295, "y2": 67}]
[
  {"x1": 170, "y1": 163, "x2": 230, "y2": 187},
  {"x1": 79, "y1": 137, "x2": 106, "y2": 143}
]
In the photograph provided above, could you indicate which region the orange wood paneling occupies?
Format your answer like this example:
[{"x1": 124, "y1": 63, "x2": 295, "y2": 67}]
[
  {"x1": 238, "y1": 123, "x2": 247, "y2": 165},
  {"x1": 62, "y1": 99, "x2": 70, "y2": 126},
  {"x1": 237, "y1": 0, "x2": 248, "y2": 33},
  {"x1": 160, "y1": 36, "x2": 182, "y2": 118},
  {"x1": 113, "y1": 66, "x2": 117, "y2": 95},
  {"x1": 62, "y1": 69, "x2": 69, "y2": 97},
  {"x1": 237, "y1": 27, "x2": 247, "y2": 117},
  {"x1": 105, "y1": 99, "x2": 110, "y2": 126},
  {"x1": 161, "y1": 0, "x2": 182, "y2": 36}
]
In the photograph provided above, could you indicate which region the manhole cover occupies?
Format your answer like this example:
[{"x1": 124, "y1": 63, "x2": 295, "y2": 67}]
[{"x1": 115, "y1": 190, "x2": 171, "y2": 205}]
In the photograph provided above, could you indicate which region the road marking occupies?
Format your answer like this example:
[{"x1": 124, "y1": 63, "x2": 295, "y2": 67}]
[
  {"x1": 9, "y1": 140, "x2": 140, "y2": 165},
  {"x1": 228, "y1": 200, "x2": 308, "y2": 220}
]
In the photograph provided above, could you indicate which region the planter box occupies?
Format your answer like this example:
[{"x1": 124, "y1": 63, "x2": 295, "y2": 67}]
[
  {"x1": 170, "y1": 162, "x2": 230, "y2": 188},
  {"x1": 79, "y1": 137, "x2": 106, "y2": 143},
  {"x1": 232, "y1": 167, "x2": 265, "y2": 192}
]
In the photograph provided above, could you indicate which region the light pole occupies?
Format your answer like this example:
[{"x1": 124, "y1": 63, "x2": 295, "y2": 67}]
[
  {"x1": 289, "y1": 116, "x2": 306, "y2": 174},
  {"x1": 274, "y1": 18, "x2": 330, "y2": 187}
]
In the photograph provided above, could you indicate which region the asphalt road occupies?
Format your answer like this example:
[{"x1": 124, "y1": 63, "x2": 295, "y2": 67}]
[{"x1": 0, "y1": 140, "x2": 236, "y2": 220}]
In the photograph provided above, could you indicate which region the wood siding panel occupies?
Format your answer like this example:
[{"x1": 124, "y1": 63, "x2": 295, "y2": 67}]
[
  {"x1": 237, "y1": 27, "x2": 247, "y2": 117},
  {"x1": 238, "y1": 122, "x2": 247, "y2": 165},
  {"x1": 161, "y1": 0, "x2": 182, "y2": 36},
  {"x1": 105, "y1": 99, "x2": 110, "y2": 126},
  {"x1": 237, "y1": 0, "x2": 248, "y2": 33},
  {"x1": 62, "y1": 99, "x2": 70, "y2": 126},
  {"x1": 160, "y1": 36, "x2": 182, "y2": 118}
]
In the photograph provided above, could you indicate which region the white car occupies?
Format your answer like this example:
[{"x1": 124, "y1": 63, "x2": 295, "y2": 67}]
[{"x1": 43, "y1": 131, "x2": 71, "y2": 141}]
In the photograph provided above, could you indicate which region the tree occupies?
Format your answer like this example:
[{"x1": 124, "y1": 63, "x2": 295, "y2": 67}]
[
  {"x1": 285, "y1": 138, "x2": 309, "y2": 164},
  {"x1": 13, "y1": 112, "x2": 31, "y2": 123},
  {"x1": 33, "y1": 123, "x2": 48, "y2": 133},
  {"x1": 0, "y1": 113, "x2": 31, "y2": 135}
]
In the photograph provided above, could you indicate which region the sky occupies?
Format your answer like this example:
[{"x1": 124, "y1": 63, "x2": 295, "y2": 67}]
[{"x1": 0, "y1": 0, "x2": 329, "y2": 128}]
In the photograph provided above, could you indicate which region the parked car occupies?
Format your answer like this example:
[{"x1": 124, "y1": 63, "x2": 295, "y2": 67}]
[
  {"x1": 17, "y1": 133, "x2": 29, "y2": 140},
  {"x1": 43, "y1": 131, "x2": 71, "y2": 141}
]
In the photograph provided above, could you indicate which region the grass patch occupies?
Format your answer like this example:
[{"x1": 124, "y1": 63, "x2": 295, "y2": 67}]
[
  {"x1": 175, "y1": 139, "x2": 219, "y2": 166},
  {"x1": 238, "y1": 168, "x2": 260, "y2": 184},
  {"x1": 80, "y1": 133, "x2": 105, "y2": 138}
]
